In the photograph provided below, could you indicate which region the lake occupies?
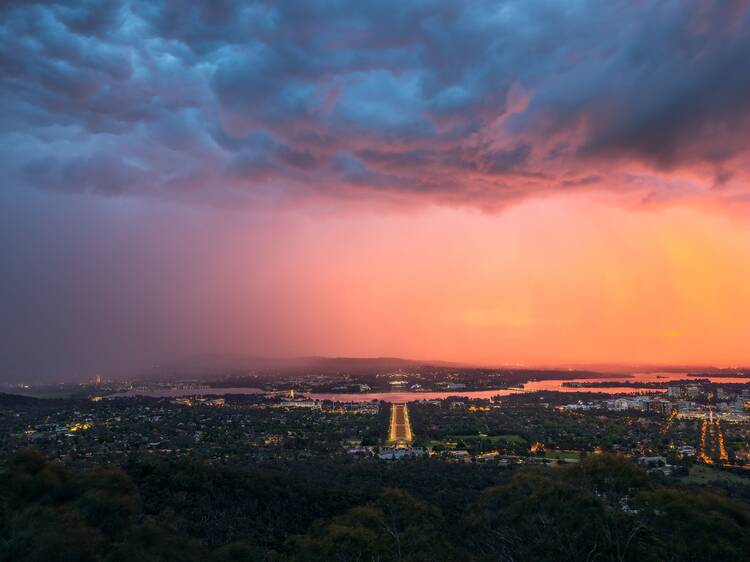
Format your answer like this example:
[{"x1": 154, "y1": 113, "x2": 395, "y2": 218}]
[{"x1": 104, "y1": 372, "x2": 750, "y2": 403}]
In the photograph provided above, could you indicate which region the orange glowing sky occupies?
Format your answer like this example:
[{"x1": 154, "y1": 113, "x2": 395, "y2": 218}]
[
  {"x1": 213, "y1": 195, "x2": 750, "y2": 367},
  {"x1": 4, "y1": 176, "x2": 750, "y2": 379},
  {"x1": 5, "y1": 185, "x2": 750, "y2": 379}
]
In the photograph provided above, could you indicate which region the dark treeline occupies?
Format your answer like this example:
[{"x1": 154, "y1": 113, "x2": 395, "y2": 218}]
[{"x1": 1, "y1": 449, "x2": 750, "y2": 561}]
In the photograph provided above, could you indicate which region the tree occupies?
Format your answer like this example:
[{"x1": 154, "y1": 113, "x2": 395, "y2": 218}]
[
  {"x1": 637, "y1": 487, "x2": 750, "y2": 561},
  {"x1": 289, "y1": 489, "x2": 458, "y2": 561}
]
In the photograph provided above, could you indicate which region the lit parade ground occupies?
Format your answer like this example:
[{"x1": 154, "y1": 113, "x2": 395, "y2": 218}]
[{"x1": 388, "y1": 403, "x2": 413, "y2": 445}]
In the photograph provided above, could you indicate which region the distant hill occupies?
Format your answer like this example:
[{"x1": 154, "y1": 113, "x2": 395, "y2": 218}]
[
  {"x1": 0, "y1": 392, "x2": 39, "y2": 406},
  {"x1": 551, "y1": 363, "x2": 747, "y2": 374},
  {"x1": 133, "y1": 355, "x2": 749, "y2": 382},
  {"x1": 145, "y1": 354, "x2": 461, "y2": 380},
  {"x1": 0, "y1": 392, "x2": 45, "y2": 406}
]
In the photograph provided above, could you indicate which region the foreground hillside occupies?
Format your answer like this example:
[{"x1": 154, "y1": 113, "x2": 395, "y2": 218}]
[{"x1": 1, "y1": 449, "x2": 749, "y2": 561}]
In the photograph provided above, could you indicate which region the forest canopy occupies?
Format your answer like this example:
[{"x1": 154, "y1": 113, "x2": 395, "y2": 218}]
[{"x1": 2, "y1": 448, "x2": 750, "y2": 561}]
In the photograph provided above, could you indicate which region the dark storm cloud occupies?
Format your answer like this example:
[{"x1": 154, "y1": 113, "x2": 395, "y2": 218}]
[
  {"x1": 24, "y1": 152, "x2": 148, "y2": 195},
  {"x1": 2, "y1": 0, "x2": 750, "y2": 205}
]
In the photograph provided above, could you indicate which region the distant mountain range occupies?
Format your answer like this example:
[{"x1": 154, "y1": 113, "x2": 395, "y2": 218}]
[
  {"x1": 145, "y1": 354, "x2": 462, "y2": 380},
  {"x1": 130, "y1": 354, "x2": 748, "y2": 382}
]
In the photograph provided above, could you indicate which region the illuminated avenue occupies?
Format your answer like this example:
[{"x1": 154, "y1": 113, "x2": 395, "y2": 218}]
[
  {"x1": 699, "y1": 409, "x2": 731, "y2": 464},
  {"x1": 388, "y1": 403, "x2": 413, "y2": 445}
]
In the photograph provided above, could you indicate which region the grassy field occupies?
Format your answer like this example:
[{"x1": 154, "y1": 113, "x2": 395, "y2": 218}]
[
  {"x1": 544, "y1": 450, "x2": 582, "y2": 461},
  {"x1": 448, "y1": 434, "x2": 526, "y2": 444},
  {"x1": 683, "y1": 464, "x2": 750, "y2": 486}
]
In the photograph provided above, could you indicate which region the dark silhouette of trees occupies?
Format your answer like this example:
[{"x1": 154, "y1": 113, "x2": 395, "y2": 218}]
[
  {"x1": 289, "y1": 488, "x2": 459, "y2": 562},
  {"x1": 2, "y1": 449, "x2": 750, "y2": 561}
]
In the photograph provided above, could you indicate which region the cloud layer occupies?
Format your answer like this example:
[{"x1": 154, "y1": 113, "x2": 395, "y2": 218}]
[{"x1": 3, "y1": 0, "x2": 750, "y2": 208}]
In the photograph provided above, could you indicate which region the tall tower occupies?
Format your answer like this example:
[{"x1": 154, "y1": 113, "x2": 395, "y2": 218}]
[{"x1": 95, "y1": 374, "x2": 102, "y2": 386}]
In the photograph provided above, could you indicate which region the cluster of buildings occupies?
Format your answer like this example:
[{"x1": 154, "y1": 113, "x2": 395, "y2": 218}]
[
  {"x1": 276, "y1": 397, "x2": 379, "y2": 414},
  {"x1": 331, "y1": 384, "x2": 372, "y2": 392},
  {"x1": 608, "y1": 397, "x2": 673, "y2": 414},
  {"x1": 173, "y1": 397, "x2": 225, "y2": 407},
  {"x1": 669, "y1": 384, "x2": 750, "y2": 408},
  {"x1": 377, "y1": 445, "x2": 426, "y2": 460},
  {"x1": 560, "y1": 397, "x2": 672, "y2": 413},
  {"x1": 23, "y1": 420, "x2": 94, "y2": 439},
  {"x1": 637, "y1": 445, "x2": 699, "y2": 476},
  {"x1": 561, "y1": 384, "x2": 750, "y2": 421},
  {"x1": 2, "y1": 392, "x2": 386, "y2": 466}
]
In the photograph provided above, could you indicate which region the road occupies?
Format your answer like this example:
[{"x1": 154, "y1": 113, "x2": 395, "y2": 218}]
[
  {"x1": 698, "y1": 409, "x2": 730, "y2": 464},
  {"x1": 388, "y1": 403, "x2": 413, "y2": 445}
]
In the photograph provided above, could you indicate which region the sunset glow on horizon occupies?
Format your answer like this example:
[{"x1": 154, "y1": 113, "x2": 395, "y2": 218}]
[
  {"x1": 5, "y1": 188, "x2": 750, "y2": 378},
  {"x1": 3, "y1": 0, "x2": 750, "y2": 379}
]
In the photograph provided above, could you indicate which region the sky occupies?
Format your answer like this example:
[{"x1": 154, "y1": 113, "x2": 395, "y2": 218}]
[{"x1": 2, "y1": 0, "x2": 750, "y2": 381}]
